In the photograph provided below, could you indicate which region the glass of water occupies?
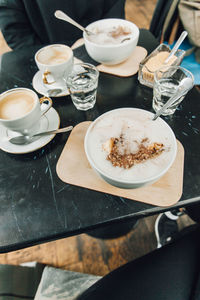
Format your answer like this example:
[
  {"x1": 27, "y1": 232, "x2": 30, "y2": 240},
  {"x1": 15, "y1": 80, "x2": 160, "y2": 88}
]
[
  {"x1": 153, "y1": 66, "x2": 194, "y2": 116},
  {"x1": 66, "y1": 63, "x2": 99, "y2": 111}
]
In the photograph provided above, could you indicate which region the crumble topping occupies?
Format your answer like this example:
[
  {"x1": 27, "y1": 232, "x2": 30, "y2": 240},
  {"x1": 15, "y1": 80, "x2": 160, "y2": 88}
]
[{"x1": 102, "y1": 136, "x2": 164, "y2": 169}]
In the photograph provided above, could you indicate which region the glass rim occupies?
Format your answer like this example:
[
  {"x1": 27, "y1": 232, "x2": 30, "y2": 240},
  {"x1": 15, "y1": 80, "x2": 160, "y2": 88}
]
[
  {"x1": 65, "y1": 62, "x2": 99, "y2": 84},
  {"x1": 72, "y1": 62, "x2": 99, "y2": 71},
  {"x1": 154, "y1": 65, "x2": 194, "y2": 84}
]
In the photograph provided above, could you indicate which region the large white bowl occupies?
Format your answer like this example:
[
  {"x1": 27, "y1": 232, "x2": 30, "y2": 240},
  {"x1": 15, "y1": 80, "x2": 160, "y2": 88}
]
[
  {"x1": 83, "y1": 18, "x2": 139, "y2": 65},
  {"x1": 84, "y1": 108, "x2": 177, "y2": 189}
]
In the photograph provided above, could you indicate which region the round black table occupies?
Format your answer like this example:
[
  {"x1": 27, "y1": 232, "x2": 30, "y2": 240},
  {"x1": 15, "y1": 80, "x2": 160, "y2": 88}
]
[{"x1": 0, "y1": 29, "x2": 199, "y2": 252}]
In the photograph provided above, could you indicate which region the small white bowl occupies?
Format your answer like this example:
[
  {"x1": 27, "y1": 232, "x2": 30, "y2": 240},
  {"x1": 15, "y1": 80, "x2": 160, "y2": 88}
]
[
  {"x1": 83, "y1": 18, "x2": 139, "y2": 65},
  {"x1": 84, "y1": 108, "x2": 177, "y2": 189}
]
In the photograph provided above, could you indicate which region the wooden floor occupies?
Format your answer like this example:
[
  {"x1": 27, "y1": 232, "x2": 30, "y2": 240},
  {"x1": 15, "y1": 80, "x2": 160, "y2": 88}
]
[{"x1": 0, "y1": 0, "x2": 195, "y2": 276}]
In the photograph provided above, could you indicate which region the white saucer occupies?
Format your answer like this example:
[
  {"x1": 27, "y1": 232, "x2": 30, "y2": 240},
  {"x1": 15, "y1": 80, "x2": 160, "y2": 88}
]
[
  {"x1": 32, "y1": 70, "x2": 70, "y2": 97},
  {"x1": 0, "y1": 107, "x2": 60, "y2": 154}
]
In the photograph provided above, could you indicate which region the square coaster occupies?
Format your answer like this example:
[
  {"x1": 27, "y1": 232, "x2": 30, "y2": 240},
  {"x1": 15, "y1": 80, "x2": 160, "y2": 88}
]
[
  {"x1": 56, "y1": 122, "x2": 184, "y2": 207},
  {"x1": 97, "y1": 46, "x2": 147, "y2": 77}
]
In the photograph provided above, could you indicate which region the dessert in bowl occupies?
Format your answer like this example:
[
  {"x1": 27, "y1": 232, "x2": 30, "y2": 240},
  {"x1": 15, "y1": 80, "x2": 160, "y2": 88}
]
[
  {"x1": 84, "y1": 108, "x2": 177, "y2": 189},
  {"x1": 83, "y1": 18, "x2": 139, "y2": 65}
]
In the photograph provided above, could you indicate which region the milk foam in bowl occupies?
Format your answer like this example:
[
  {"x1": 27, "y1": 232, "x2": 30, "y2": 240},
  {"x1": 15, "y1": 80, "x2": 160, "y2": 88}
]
[
  {"x1": 84, "y1": 108, "x2": 177, "y2": 189},
  {"x1": 83, "y1": 18, "x2": 139, "y2": 65}
]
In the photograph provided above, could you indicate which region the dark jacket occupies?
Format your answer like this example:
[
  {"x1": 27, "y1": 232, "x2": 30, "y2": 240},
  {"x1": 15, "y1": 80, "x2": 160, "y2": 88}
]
[{"x1": 0, "y1": 0, "x2": 125, "y2": 50}]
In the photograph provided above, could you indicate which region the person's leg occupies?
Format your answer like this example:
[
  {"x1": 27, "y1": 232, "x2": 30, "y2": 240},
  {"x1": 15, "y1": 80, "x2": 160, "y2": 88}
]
[{"x1": 77, "y1": 225, "x2": 200, "y2": 300}]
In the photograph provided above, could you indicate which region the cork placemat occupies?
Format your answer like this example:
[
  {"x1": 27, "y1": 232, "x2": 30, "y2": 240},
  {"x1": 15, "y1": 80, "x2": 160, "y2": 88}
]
[
  {"x1": 56, "y1": 122, "x2": 184, "y2": 207},
  {"x1": 72, "y1": 39, "x2": 147, "y2": 77}
]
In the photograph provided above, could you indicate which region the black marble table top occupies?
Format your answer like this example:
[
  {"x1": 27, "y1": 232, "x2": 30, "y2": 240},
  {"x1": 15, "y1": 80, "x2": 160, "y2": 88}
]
[{"x1": 0, "y1": 29, "x2": 199, "y2": 253}]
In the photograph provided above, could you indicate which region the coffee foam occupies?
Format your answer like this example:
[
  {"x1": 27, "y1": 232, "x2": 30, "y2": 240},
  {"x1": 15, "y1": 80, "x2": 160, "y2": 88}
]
[
  {"x1": 37, "y1": 45, "x2": 70, "y2": 65},
  {"x1": 88, "y1": 25, "x2": 133, "y2": 45},
  {"x1": 0, "y1": 91, "x2": 35, "y2": 120},
  {"x1": 87, "y1": 110, "x2": 175, "y2": 181}
]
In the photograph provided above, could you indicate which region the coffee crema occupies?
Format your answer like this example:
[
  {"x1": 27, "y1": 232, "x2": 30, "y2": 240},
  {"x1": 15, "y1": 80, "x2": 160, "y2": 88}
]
[
  {"x1": 87, "y1": 110, "x2": 174, "y2": 182},
  {"x1": 0, "y1": 91, "x2": 35, "y2": 120},
  {"x1": 37, "y1": 45, "x2": 70, "y2": 65}
]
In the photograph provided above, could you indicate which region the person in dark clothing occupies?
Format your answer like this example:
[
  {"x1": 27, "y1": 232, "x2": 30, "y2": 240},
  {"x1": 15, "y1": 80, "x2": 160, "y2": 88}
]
[{"x1": 0, "y1": 0, "x2": 126, "y2": 50}]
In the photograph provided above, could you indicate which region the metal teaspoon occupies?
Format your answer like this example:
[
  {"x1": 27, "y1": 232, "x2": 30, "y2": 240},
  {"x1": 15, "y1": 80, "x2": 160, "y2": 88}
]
[
  {"x1": 8, "y1": 126, "x2": 73, "y2": 145},
  {"x1": 55, "y1": 10, "x2": 94, "y2": 36}
]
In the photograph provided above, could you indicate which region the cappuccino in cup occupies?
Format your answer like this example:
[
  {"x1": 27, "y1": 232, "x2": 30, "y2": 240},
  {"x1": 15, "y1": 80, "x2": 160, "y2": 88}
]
[
  {"x1": 35, "y1": 44, "x2": 73, "y2": 85},
  {"x1": 0, "y1": 90, "x2": 35, "y2": 120},
  {"x1": 0, "y1": 88, "x2": 52, "y2": 135},
  {"x1": 36, "y1": 45, "x2": 71, "y2": 65}
]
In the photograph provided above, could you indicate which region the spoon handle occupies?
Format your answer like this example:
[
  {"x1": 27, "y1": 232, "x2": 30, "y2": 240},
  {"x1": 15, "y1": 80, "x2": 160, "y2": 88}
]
[
  {"x1": 55, "y1": 10, "x2": 86, "y2": 33},
  {"x1": 164, "y1": 31, "x2": 188, "y2": 64},
  {"x1": 33, "y1": 125, "x2": 73, "y2": 137}
]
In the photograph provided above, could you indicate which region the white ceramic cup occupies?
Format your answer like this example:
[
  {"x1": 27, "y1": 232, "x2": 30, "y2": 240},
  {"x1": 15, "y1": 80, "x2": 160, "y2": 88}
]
[
  {"x1": 35, "y1": 44, "x2": 74, "y2": 85},
  {"x1": 0, "y1": 88, "x2": 52, "y2": 135}
]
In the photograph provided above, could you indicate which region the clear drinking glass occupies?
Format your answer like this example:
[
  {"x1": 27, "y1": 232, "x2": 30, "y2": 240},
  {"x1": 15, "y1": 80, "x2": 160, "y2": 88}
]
[
  {"x1": 152, "y1": 66, "x2": 194, "y2": 116},
  {"x1": 66, "y1": 63, "x2": 99, "y2": 111}
]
